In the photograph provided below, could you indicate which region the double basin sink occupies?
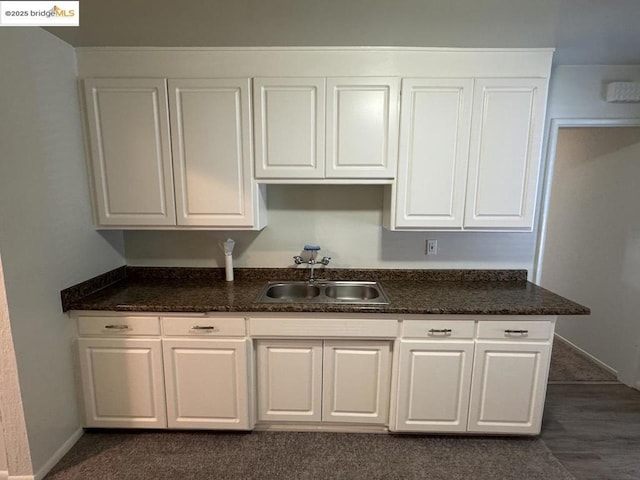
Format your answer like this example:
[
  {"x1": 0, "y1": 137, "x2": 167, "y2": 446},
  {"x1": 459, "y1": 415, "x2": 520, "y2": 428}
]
[{"x1": 255, "y1": 280, "x2": 390, "y2": 305}]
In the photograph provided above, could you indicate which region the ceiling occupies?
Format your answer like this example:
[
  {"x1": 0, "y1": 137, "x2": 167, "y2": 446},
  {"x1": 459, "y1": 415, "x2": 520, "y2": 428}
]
[{"x1": 45, "y1": 0, "x2": 640, "y2": 65}]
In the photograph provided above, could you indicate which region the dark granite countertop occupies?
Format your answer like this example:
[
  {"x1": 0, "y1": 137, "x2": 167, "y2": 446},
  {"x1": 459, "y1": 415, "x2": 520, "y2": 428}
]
[{"x1": 61, "y1": 267, "x2": 590, "y2": 316}]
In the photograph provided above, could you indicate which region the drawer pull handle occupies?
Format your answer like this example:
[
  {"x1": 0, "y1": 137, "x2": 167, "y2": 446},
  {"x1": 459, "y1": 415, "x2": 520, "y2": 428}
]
[
  {"x1": 104, "y1": 324, "x2": 130, "y2": 330},
  {"x1": 428, "y1": 328, "x2": 452, "y2": 335},
  {"x1": 191, "y1": 325, "x2": 216, "y2": 331},
  {"x1": 504, "y1": 329, "x2": 529, "y2": 335}
]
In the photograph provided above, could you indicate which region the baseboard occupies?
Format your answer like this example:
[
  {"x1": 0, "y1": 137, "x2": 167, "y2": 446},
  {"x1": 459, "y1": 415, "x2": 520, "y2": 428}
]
[
  {"x1": 8, "y1": 476, "x2": 34, "y2": 480},
  {"x1": 554, "y1": 333, "x2": 618, "y2": 375},
  {"x1": 32, "y1": 428, "x2": 83, "y2": 480},
  {"x1": 254, "y1": 423, "x2": 388, "y2": 434},
  {"x1": 0, "y1": 470, "x2": 7, "y2": 480}
]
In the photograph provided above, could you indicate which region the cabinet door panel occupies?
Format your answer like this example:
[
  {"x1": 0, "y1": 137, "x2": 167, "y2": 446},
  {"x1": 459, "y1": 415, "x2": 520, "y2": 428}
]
[
  {"x1": 254, "y1": 78, "x2": 325, "y2": 178},
  {"x1": 394, "y1": 340, "x2": 473, "y2": 432},
  {"x1": 78, "y1": 338, "x2": 166, "y2": 428},
  {"x1": 394, "y1": 78, "x2": 472, "y2": 228},
  {"x1": 169, "y1": 79, "x2": 255, "y2": 227},
  {"x1": 322, "y1": 341, "x2": 391, "y2": 424},
  {"x1": 163, "y1": 338, "x2": 251, "y2": 429},
  {"x1": 468, "y1": 341, "x2": 550, "y2": 434},
  {"x1": 84, "y1": 78, "x2": 175, "y2": 226},
  {"x1": 326, "y1": 78, "x2": 399, "y2": 178},
  {"x1": 465, "y1": 78, "x2": 547, "y2": 230},
  {"x1": 257, "y1": 340, "x2": 323, "y2": 422}
]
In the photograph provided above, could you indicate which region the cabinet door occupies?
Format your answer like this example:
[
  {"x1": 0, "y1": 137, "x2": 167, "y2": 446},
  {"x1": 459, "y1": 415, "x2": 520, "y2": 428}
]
[
  {"x1": 256, "y1": 340, "x2": 323, "y2": 422},
  {"x1": 394, "y1": 78, "x2": 473, "y2": 229},
  {"x1": 325, "y1": 78, "x2": 399, "y2": 179},
  {"x1": 467, "y1": 341, "x2": 551, "y2": 434},
  {"x1": 322, "y1": 341, "x2": 391, "y2": 424},
  {"x1": 84, "y1": 78, "x2": 176, "y2": 226},
  {"x1": 464, "y1": 78, "x2": 547, "y2": 230},
  {"x1": 78, "y1": 338, "x2": 166, "y2": 428},
  {"x1": 254, "y1": 78, "x2": 325, "y2": 179},
  {"x1": 168, "y1": 79, "x2": 257, "y2": 227},
  {"x1": 162, "y1": 338, "x2": 251, "y2": 430},
  {"x1": 394, "y1": 340, "x2": 474, "y2": 432}
]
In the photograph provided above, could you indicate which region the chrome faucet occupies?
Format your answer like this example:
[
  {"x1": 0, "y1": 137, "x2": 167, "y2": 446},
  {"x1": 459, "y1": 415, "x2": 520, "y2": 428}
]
[{"x1": 294, "y1": 245, "x2": 331, "y2": 282}]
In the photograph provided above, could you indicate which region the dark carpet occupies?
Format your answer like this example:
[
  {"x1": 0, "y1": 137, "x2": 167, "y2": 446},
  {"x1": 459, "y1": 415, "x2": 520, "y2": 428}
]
[
  {"x1": 45, "y1": 430, "x2": 573, "y2": 480},
  {"x1": 548, "y1": 338, "x2": 618, "y2": 383},
  {"x1": 46, "y1": 337, "x2": 614, "y2": 480}
]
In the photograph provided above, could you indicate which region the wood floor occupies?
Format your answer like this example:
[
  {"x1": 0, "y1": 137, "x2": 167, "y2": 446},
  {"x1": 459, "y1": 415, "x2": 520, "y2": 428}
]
[{"x1": 542, "y1": 384, "x2": 640, "y2": 480}]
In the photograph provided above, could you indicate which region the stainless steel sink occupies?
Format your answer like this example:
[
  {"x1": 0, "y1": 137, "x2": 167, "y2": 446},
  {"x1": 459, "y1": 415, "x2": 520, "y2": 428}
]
[
  {"x1": 325, "y1": 284, "x2": 381, "y2": 301},
  {"x1": 265, "y1": 283, "x2": 321, "y2": 300},
  {"x1": 255, "y1": 281, "x2": 389, "y2": 305}
]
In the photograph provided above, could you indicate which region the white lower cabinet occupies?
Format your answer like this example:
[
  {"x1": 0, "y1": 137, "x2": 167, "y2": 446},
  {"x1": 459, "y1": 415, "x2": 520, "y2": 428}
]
[
  {"x1": 393, "y1": 340, "x2": 474, "y2": 432},
  {"x1": 467, "y1": 341, "x2": 551, "y2": 434},
  {"x1": 393, "y1": 318, "x2": 554, "y2": 435},
  {"x1": 163, "y1": 338, "x2": 251, "y2": 429},
  {"x1": 322, "y1": 341, "x2": 391, "y2": 424},
  {"x1": 78, "y1": 337, "x2": 167, "y2": 428},
  {"x1": 256, "y1": 339, "x2": 392, "y2": 425},
  {"x1": 77, "y1": 314, "x2": 252, "y2": 430},
  {"x1": 76, "y1": 312, "x2": 555, "y2": 435},
  {"x1": 256, "y1": 340, "x2": 323, "y2": 422}
]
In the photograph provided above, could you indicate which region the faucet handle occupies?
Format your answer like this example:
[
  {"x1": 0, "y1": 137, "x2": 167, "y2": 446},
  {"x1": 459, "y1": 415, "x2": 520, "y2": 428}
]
[
  {"x1": 293, "y1": 255, "x2": 303, "y2": 265},
  {"x1": 320, "y1": 256, "x2": 331, "y2": 266}
]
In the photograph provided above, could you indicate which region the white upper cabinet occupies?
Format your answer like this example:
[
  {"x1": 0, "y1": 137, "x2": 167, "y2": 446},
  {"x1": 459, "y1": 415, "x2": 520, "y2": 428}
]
[
  {"x1": 326, "y1": 78, "x2": 399, "y2": 179},
  {"x1": 80, "y1": 49, "x2": 552, "y2": 230},
  {"x1": 84, "y1": 77, "x2": 265, "y2": 230},
  {"x1": 387, "y1": 76, "x2": 549, "y2": 231},
  {"x1": 168, "y1": 78, "x2": 257, "y2": 227},
  {"x1": 84, "y1": 78, "x2": 176, "y2": 226},
  {"x1": 393, "y1": 78, "x2": 473, "y2": 229},
  {"x1": 464, "y1": 78, "x2": 547, "y2": 230},
  {"x1": 254, "y1": 77, "x2": 399, "y2": 181},
  {"x1": 253, "y1": 77, "x2": 326, "y2": 179}
]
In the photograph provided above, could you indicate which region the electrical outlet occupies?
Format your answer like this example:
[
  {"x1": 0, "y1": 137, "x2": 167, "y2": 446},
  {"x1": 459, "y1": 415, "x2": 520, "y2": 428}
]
[{"x1": 426, "y1": 239, "x2": 438, "y2": 255}]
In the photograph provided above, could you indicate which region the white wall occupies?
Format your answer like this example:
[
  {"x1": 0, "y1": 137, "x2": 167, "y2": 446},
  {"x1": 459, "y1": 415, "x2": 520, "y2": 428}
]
[
  {"x1": 0, "y1": 28, "x2": 125, "y2": 474},
  {"x1": 533, "y1": 65, "x2": 640, "y2": 386},
  {"x1": 47, "y1": 0, "x2": 640, "y2": 65},
  {"x1": 547, "y1": 65, "x2": 640, "y2": 120},
  {"x1": 125, "y1": 185, "x2": 536, "y2": 271},
  {"x1": 539, "y1": 127, "x2": 640, "y2": 387}
]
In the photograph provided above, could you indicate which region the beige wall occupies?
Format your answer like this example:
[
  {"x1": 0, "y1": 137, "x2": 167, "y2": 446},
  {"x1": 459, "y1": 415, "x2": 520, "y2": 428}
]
[
  {"x1": 0, "y1": 28, "x2": 125, "y2": 474},
  {"x1": 539, "y1": 127, "x2": 640, "y2": 387},
  {"x1": 125, "y1": 185, "x2": 536, "y2": 272}
]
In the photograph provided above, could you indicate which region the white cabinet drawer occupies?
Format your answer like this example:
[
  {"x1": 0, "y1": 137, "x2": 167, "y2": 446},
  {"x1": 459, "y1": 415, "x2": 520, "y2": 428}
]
[
  {"x1": 78, "y1": 315, "x2": 161, "y2": 336},
  {"x1": 162, "y1": 316, "x2": 246, "y2": 337},
  {"x1": 250, "y1": 318, "x2": 398, "y2": 338},
  {"x1": 477, "y1": 321, "x2": 551, "y2": 341},
  {"x1": 402, "y1": 320, "x2": 475, "y2": 339}
]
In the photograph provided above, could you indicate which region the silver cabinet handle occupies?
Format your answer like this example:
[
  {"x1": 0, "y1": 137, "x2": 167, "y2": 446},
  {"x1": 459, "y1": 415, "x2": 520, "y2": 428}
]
[
  {"x1": 504, "y1": 329, "x2": 529, "y2": 335},
  {"x1": 104, "y1": 324, "x2": 130, "y2": 330},
  {"x1": 190, "y1": 325, "x2": 216, "y2": 331},
  {"x1": 428, "y1": 328, "x2": 452, "y2": 335}
]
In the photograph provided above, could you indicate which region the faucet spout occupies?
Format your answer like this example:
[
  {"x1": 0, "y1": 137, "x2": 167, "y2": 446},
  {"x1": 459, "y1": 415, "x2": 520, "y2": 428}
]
[{"x1": 293, "y1": 246, "x2": 330, "y2": 282}]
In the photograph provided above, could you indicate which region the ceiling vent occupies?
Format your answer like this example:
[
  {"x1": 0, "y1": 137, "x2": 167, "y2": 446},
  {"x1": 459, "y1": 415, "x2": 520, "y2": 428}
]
[{"x1": 605, "y1": 82, "x2": 640, "y2": 103}]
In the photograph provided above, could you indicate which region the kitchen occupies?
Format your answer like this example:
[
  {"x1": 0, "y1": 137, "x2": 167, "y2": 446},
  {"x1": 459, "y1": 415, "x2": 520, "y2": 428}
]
[{"x1": 1, "y1": 1, "x2": 640, "y2": 479}]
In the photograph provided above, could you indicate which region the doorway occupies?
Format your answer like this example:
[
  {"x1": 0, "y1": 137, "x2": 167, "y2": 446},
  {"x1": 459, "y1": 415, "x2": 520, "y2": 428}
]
[{"x1": 536, "y1": 120, "x2": 640, "y2": 389}]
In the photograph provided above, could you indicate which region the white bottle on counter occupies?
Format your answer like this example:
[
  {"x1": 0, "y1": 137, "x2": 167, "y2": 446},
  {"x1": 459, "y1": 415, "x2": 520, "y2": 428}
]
[
  {"x1": 225, "y1": 253, "x2": 234, "y2": 281},
  {"x1": 223, "y1": 238, "x2": 235, "y2": 282}
]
